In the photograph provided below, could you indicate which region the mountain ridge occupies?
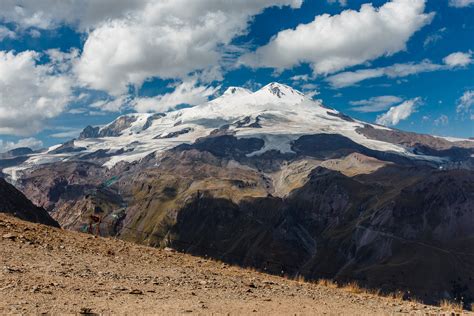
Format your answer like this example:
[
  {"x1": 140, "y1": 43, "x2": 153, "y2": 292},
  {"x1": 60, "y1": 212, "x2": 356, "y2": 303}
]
[
  {"x1": 0, "y1": 177, "x2": 59, "y2": 227},
  {"x1": 1, "y1": 82, "x2": 473, "y2": 307},
  {"x1": 2, "y1": 82, "x2": 473, "y2": 181}
]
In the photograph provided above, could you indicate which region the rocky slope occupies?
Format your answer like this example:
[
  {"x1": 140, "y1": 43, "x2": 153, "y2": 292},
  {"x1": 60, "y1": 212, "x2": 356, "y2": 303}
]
[
  {"x1": 2, "y1": 214, "x2": 461, "y2": 315},
  {"x1": 1, "y1": 82, "x2": 474, "y2": 308},
  {"x1": 0, "y1": 178, "x2": 58, "y2": 227}
]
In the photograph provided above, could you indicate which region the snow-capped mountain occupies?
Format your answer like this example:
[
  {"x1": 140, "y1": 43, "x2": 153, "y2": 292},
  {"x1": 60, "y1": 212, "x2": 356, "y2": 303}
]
[
  {"x1": 3, "y1": 83, "x2": 474, "y2": 304},
  {"x1": 4, "y1": 82, "x2": 472, "y2": 180}
]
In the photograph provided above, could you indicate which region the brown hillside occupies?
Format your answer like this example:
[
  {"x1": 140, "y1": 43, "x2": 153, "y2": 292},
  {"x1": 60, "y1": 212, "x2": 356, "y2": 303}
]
[{"x1": 0, "y1": 214, "x2": 467, "y2": 315}]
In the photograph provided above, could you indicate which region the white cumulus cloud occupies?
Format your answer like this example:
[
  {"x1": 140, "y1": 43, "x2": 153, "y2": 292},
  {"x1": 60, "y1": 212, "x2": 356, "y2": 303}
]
[
  {"x1": 0, "y1": 0, "x2": 148, "y2": 31},
  {"x1": 443, "y1": 51, "x2": 472, "y2": 67},
  {"x1": 240, "y1": 0, "x2": 433, "y2": 75},
  {"x1": 375, "y1": 98, "x2": 420, "y2": 126},
  {"x1": 0, "y1": 0, "x2": 303, "y2": 108},
  {"x1": 132, "y1": 79, "x2": 219, "y2": 113},
  {"x1": 74, "y1": 0, "x2": 302, "y2": 96},
  {"x1": 0, "y1": 50, "x2": 73, "y2": 136}
]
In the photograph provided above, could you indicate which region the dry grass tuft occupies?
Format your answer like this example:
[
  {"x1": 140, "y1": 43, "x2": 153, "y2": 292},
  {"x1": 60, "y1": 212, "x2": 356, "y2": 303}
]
[
  {"x1": 365, "y1": 288, "x2": 381, "y2": 296},
  {"x1": 386, "y1": 290, "x2": 405, "y2": 301},
  {"x1": 439, "y1": 299, "x2": 463, "y2": 313},
  {"x1": 293, "y1": 274, "x2": 306, "y2": 283},
  {"x1": 316, "y1": 279, "x2": 338, "y2": 288},
  {"x1": 342, "y1": 281, "x2": 364, "y2": 294}
]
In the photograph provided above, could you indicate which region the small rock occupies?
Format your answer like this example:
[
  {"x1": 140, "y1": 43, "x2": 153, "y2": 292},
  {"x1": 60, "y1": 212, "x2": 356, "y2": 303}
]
[
  {"x1": 129, "y1": 289, "x2": 143, "y2": 295},
  {"x1": 164, "y1": 247, "x2": 175, "y2": 252},
  {"x1": 3, "y1": 266, "x2": 22, "y2": 273},
  {"x1": 2, "y1": 233, "x2": 16, "y2": 240},
  {"x1": 112, "y1": 286, "x2": 128, "y2": 291}
]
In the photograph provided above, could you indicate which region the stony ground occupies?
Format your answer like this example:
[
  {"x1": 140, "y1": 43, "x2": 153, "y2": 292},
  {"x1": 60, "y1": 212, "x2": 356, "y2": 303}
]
[{"x1": 0, "y1": 214, "x2": 468, "y2": 315}]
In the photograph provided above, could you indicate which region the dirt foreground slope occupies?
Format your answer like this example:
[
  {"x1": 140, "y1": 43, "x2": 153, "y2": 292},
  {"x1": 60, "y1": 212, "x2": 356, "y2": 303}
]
[{"x1": 0, "y1": 214, "x2": 467, "y2": 315}]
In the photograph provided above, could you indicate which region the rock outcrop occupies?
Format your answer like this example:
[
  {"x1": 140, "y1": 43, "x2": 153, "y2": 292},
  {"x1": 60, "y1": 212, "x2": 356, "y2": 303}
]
[{"x1": 0, "y1": 178, "x2": 59, "y2": 227}]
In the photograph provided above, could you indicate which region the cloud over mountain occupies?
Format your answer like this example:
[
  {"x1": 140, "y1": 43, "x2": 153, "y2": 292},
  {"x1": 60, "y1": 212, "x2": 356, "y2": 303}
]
[
  {"x1": 240, "y1": 0, "x2": 433, "y2": 75},
  {"x1": 132, "y1": 79, "x2": 220, "y2": 113},
  {"x1": 74, "y1": 0, "x2": 302, "y2": 96},
  {"x1": 376, "y1": 98, "x2": 420, "y2": 126},
  {"x1": 0, "y1": 137, "x2": 43, "y2": 153},
  {"x1": 350, "y1": 96, "x2": 404, "y2": 113}
]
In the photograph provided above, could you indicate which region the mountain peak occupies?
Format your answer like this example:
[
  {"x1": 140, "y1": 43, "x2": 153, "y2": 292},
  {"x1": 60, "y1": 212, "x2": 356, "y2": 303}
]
[
  {"x1": 260, "y1": 82, "x2": 304, "y2": 98},
  {"x1": 209, "y1": 83, "x2": 307, "y2": 111},
  {"x1": 250, "y1": 82, "x2": 306, "y2": 105},
  {"x1": 223, "y1": 86, "x2": 252, "y2": 96}
]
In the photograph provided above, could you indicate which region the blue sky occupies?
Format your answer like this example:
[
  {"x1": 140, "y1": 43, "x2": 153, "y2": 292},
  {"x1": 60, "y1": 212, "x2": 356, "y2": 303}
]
[{"x1": 0, "y1": 0, "x2": 472, "y2": 151}]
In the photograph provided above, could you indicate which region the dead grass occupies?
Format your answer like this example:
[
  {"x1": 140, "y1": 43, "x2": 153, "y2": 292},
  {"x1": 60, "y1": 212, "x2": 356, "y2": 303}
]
[
  {"x1": 293, "y1": 274, "x2": 306, "y2": 283},
  {"x1": 342, "y1": 281, "x2": 364, "y2": 294},
  {"x1": 439, "y1": 299, "x2": 464, "y2": 313},
  {"x1": 316, "y1": 279, "x2": 338, "y2": 289},
  {"x1": 365, "y1": 288, "x2": 382, "y2": 296},
  {"x1": 317, "y1": 280, "x2": 414, "y2": 304},
  {"x1": 386, "y1": 290, "x2": 405, "y2": 301}
]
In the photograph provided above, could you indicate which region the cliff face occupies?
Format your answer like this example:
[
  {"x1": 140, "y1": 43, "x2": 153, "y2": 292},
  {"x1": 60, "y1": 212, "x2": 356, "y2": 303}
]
[{"x1": 0, "y1": 178, "x2": 59, "y2": 227}]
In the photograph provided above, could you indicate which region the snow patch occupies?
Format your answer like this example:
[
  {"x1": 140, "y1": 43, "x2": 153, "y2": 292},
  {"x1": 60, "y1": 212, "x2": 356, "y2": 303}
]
[{"x1": 5, "y1": 82, "x2": 452, "y2": 176}]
